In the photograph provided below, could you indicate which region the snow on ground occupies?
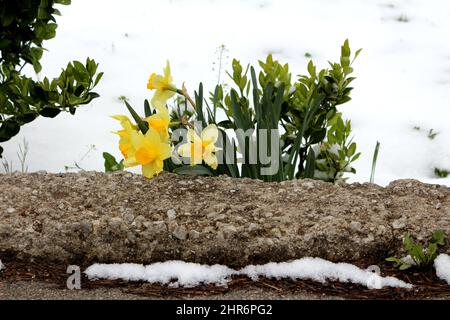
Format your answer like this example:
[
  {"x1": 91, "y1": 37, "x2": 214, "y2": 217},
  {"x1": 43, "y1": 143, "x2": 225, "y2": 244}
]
[
  {"x1": 2, "y1": 0, "x2": 450, "y2": 186},
  {"x1": 240, "y1": 257, "x2": 411, "y2": 289},
  {"x1": 85, "y1": 261, "x2": 235, "y2": 288},
  {"x1": 84, "y1": 258, "x2": 413, "y2": 289},
  {"x1": 435, "y1": 254, "x2": 450, "y2": 285}
]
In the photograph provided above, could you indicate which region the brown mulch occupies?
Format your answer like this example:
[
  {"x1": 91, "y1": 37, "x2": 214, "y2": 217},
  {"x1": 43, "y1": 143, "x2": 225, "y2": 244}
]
[{"x1": 1, "y1": 261, "x2": 449, "y2": 300}]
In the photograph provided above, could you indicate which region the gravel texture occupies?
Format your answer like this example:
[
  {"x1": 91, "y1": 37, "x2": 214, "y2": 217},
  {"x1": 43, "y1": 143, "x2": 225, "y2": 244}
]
[{"x1": 0, "y1": 171, "x2": 449, "y2": 267}]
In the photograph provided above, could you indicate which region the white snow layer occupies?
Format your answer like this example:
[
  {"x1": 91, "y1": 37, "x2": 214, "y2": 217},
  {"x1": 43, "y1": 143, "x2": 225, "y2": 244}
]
[
  {"x1": 84, "y1": 257, "x2": 413, "y2": 289},
  {"x1": 0, "y1": 260, "x2": 4, "y2": 271},
  {"x1": 85, "y1": 261, "x2": 235, "y2": 288},
  {"x1": 240, "y1": 257, "x2": 411, "y2": 289},
  {"x1": 2, "y1": 0, "x2": 450, "y2": 187},
  {"x1": 435, "y1": 254, "x2": 450, "y2": 285}
]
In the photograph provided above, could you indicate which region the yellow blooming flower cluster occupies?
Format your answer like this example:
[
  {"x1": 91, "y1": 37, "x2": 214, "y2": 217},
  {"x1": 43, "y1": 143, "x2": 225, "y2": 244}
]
[
  {"x1": 112, "y1": 61, "x2": 219, "y2": 179},
  {"x1": 112, "y1": 113, "x2": 172, "y2": 179}
]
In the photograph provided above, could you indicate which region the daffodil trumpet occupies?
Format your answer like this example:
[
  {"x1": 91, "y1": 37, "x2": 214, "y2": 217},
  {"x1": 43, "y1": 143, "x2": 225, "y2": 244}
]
[{"x1": 123, "y1": 128, "x2": 172, "y2": 179}]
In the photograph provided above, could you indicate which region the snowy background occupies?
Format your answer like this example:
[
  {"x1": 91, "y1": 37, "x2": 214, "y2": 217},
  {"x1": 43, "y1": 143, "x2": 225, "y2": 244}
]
[{"x1": 2, "y1": 0, "x2": 450, "y2": 186}]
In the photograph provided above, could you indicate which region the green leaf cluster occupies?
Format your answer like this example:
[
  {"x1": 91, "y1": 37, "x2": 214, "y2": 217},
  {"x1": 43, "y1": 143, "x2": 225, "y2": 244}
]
[
  {"x1": 313, "y1": 113, "x2": 360, "y2": 182},
  {"x1": 386, "y1": 230, "x2": 446, "y2": 270},
  {"x1": 0, "y1": 0, "x2": 102, "y2": 158},
  {"x1": 211, "y1": 40, "x2": 361, "y2": 182}
]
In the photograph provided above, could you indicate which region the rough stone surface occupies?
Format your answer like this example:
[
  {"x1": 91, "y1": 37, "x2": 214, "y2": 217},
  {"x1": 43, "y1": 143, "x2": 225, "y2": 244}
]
[{"x1": 0, "y1": 171, "x2": 449, "y2": 268}]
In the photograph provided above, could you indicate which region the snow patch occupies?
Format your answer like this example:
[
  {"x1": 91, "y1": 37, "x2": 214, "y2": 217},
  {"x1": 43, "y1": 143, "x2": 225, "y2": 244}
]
[
  {"x1": 241, "y1": 257, "x2": 412, "y2": 289},
  {"x1": 0, "y1": 260, "x2": 4, "y2": 271},
  {"x1": 435, "y1": 254, "x2": 450, "y2": 285},
  {"x1": 85, "y1": 257, "x2": 413, "y2": 289},
  {"x1": 84, "y1": 261, "x2": 236, "y2": 288}
]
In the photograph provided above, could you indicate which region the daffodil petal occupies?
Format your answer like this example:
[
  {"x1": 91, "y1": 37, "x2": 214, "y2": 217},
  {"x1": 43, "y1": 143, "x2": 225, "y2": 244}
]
[
  {"x1": 158, "y1": 143, "x2": 173, "y2": 161},
  {"x1": 203, "y1": 142, "x2": 216, "y2": 154},
  {"x1": 123, "y1": 156, "x2": 139, "y2": 168},
  {"x1": 187, "y1": 128, "x2": 202, "y2": 143},
  {"x1": 151, "y1": 89, "x2": 175, "y2": 110},
  {"x1": 177, "y1": 143, "x2": 192, "y2": 158},
  {"x1": 163, "y1": 61, "x2": 172, "y2": 84},
  {"x1": 142, "y1": 161, "x2": 163, "y2": 179},
  {"x1": 202, "y1": 124, "x2": 218, "y2": 144},
  {"x1": 111, "y1": 115, "x2": 129, "y2": 122},
  {"x1": 203, "y1": 151, "x2": 218, "y2": 170},
  {"x1": 143, "y1": 127, "x2": 162, "y2": 147}
]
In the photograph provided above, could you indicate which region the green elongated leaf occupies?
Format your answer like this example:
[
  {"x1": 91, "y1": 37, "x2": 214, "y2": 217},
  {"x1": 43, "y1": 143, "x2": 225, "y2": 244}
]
[
  {"x1": 410, "y1": 244, "x2": 426, "y2": 265},
  {"x1": 211, "y1": 85, "x2": 223, "y2": 119},
  {"x1": 230, "y1": 89, "x2": 247, "y2": 130},
  {"x1": 427, "y1": 243, "x2": 437, "y2": 263},
  {"x1": 285, "y1": 94, "x2": 325, "y2": 179},
  {"x1": 216, "y1": 129, "x2": 239, "y2": 178},
  {"x1": 260, "y1": 82, "x2": 273, "y2": 126},
  {"x1": 194, "y1": 83, "x2": 206, "y2": 126},
  {"x1": 304, "y1": 148, "x2": 316, "y2": 179},
  {"x1": 307, "y1": 61, "x2": 316, "y2": 78},
  {"x1": 399, "y1": 263, "x2": 412, "y2": 271},
  {"x1": 144, "y1": 99, "x2": 152, "y2": 117},
  {"x1": 124, "y1": 100, "x2": 149, "y2": 134},
  {"x1": 370, "y1": 141, "x2": 380, "y2": 183},
  {"x1": 403, "y1": 233, "x2": 413, "y2": 249},
  {"x1": 230, "y1": 89, "x2": 258, "y2": 179},
  {"x1": 174, "y1": 165, "x2": 214, "y2": 176},
  {"x1": 351, "y1": 153, "x2": 361, "y2": 162},
  {"x1": 94, "y1": 72, "x2": 104, "y2": 86},
  {"x1": 73, "y1": 61, "x2": 86, "y2": 73},
  {"x1": 103, "y1": 152, "x2": 124, "y2": 172},
  {"x1": 250, "y1": 67, "x2": 259, "y2": 116},
  {"x1": 84, "y1": 92, "x2": 100, "y2": 102},
  {"x1": 32, "y1": 61, "x2": 42, "y2": 73},
  {"x1": 272, "y1": 83, "x2": 285, "y2": 126},
  {"x1": 347, "y1": 142, "x2": 357, "y2": 157},
  {"x1": 203, "y1": 99, "x2": 215, "y2": 124}
]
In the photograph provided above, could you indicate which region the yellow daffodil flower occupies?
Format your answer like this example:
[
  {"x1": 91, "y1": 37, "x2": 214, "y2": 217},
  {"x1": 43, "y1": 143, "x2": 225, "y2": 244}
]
[
  {"x1": 147, "y1": 61, "x2": 177, "y2": 110},
  {"x1": 177, "y1": 124, "x2": 219, "y2": 170},
  {"x1": 145, "y1": 106, "x2": 170, "y2": 142},
  {"x1": 112, "y1": 115, "x2": 138, "y2": 158},
  {"x1": 124, "y1": 128, "x2": 172, "y2": 179}
]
